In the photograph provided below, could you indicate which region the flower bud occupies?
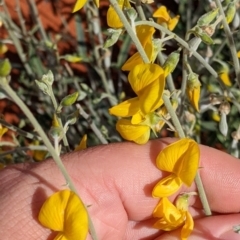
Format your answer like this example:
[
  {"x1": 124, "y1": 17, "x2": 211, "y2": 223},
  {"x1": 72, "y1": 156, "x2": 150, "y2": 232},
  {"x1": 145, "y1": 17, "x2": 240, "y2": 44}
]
[
  {"x1": 197, "y1": 8, "x2": 219, "y2": 27},
  {"x1": 222, "y1": 2, "x2": 236, "y2": 27},
  {"x1": 163, "y1": 51, "x2": 180, "y2": 77},
  {"x1": 186, "y1": 72, "x2": 201, "y2": 112},
  {"x1": 0, "y1": 59, "x2": 11, "y2": 77},
  {"x1": 219, "y1": 113, "x2": 228, "y2": 137},
  {"x1": 219, "y1": 101, "x2": 231, "y2": 115}
]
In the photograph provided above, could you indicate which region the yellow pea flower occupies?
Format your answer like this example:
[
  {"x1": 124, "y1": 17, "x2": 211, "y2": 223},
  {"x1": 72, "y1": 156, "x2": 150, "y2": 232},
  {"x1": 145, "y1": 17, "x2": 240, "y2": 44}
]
[
  {"x1": 75, "y1": 134, "x2": 87, "y2": 151},
  {"x1": 186, "y1": 72, "x2": 201, "y2": 112},
  {"x1": 38, "y1": 190, "x2": 88, "y2": 240},
  {"x1": 153, "y1": 196, "x2": 194, "y2": 240},
  {"x1": 153, "y1": 6, "x2": 180, "y2": 31},
  {"x1": 107, "y1": 5, "x2": 124, "y2": 29},
  {"x1": 109, "y1": 63, "x2": 165, "y2": 120},
  {"x1": 122, "y1": 25, "x2": 156, "y2": 71},
  {"x1": 116, "y1": 118, "x2": 150, "y2": 144},
  {"x1": 152, "y1": 138, "x2": 199, "y2": 198}
]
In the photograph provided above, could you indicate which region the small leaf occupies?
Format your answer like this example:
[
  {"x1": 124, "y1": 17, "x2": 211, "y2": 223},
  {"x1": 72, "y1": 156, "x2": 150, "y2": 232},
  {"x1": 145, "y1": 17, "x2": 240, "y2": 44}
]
[
  {"x1": 0, "y1": 59, "x2": 11, "y2": 77},
  {"x1": 60, "y1": 92, "x2": 79, "y2": 107},
  {"x1": 104, "y1": 28, "x2": 122, "y2": 48},
  {"x1": 35, "y1": 80, "x2": 50, "y2": 95},
  {"x1": 42, "y1": 70, "x2": 54, "y2": 86},
  {"x1": 197, "y1": 8, "x2": 219, "y2": 27}
]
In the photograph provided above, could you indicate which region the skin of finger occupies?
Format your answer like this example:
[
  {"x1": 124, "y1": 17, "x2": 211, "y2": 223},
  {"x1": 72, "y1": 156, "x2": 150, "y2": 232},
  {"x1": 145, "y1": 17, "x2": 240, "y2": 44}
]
[
  {"x1": 155, "y1": 213, "x2": 240, "y2": 240},
  {"x1": 0, "y1": 139, "x2": 240, "y2": 240}
]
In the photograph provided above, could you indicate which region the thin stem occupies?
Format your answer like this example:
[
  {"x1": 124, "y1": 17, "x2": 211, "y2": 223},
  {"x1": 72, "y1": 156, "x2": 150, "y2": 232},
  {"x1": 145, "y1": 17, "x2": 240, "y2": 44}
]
[
  {"x1": 76, "y1": 104, "x2": 108, "y2": 144},
  {"x1": 162, "y1": 93, "x2": 212, "y2": 216},
  {"x1": 135, "y1": 0, "x2": 146, "y2": 21},
  {"x1": 0, "y1": 77, "x2": 98, "y2": 239},
  {"x1": 135, "y1": 21, "x2": 219, "y2": 79},
  {"x1": 109, "y1": 0, "x2": 149, "y2": 63},
  {"x1": 162, "y1": 94, "x2": 185, "y2": 138},
  {"x1": 214, "y1": 0, "x2": 240, "y2": 88}
]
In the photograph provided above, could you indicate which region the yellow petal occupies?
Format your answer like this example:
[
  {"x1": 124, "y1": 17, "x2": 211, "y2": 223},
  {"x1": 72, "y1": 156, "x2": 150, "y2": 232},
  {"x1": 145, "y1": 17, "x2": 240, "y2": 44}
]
[
  {"x1": 107, "y1": 6, "x2": 124, "y2": 29},
  {"x1": 121, "y1": 53, "x2": 143, "y2": 71},
  {"x1": 138, "y1": 77, "x2": 165, "y2": 114},
  {"x1": 156, "y1": 139, "x2": 199, "y2": 186},
  {"x1": 109, "y1": 97, "x2": 140, "y2": 117},
  {"x1": 175, "y1": 140, "x2": 199, "y2": 186},
  {"x1": 128, "y1": 63, "x2": 164, "y2": 94},
  {"x1": 131, "y1": 112, "x2": 144, "y2": 124},
  {"x1": 219, "y1": 72, "x2": 232, "y2": 86},
  {"x1": 116, "y1": 119, "x2": 150, "y2": 144},
  {"x1": 75, "y1": 134, "x2": 87, "y2": 151},
  {"x1": 72, "y1": 0, "x2": 88, "y2": 12},
  {"x1": 152, "y1": 174, "x2": 182, "y2": 198},
  {"x1": 181, "y1": 211, "x2": 194, "y2": 240},
  {"x1": 168, "y1": 15, "x2": 180, "y2": 31},
  {"x1": 186, "y1": 85, "x2": 201, "y2": 112},
  {"x1": 136, "y1": 25, "x2": 156, "y2": 47},
  {"x1": 153, "y1": 197, "x2": 184, "y2": 230},
  {"x1": 153, "y1": 6, "x2": 170, "y2": 21},
  {"x1": 0, "y1": 43, "x2": 8, "y2": 55},
  {"x1": 38, "y1": 190, "x2": 88, "y2": 240}
]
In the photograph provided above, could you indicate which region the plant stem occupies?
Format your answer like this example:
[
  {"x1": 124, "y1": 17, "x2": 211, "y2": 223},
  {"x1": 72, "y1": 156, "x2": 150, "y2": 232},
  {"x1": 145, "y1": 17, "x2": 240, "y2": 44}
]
[
  {"x1": 0, "y1": 77, "x2": 98, "y2": 240},
  {"x1": 214, "y1": 0, "x2": 240, "y2": 89},
  {"x1": 109, "y1": 0, "x2": 149, "y2": 63},
  {"x1": 162, "y1": 93, "x2": 212, "y2": 216},
  {"x1": 135, "y1": 21, "x2": 219, "y2": 79}
]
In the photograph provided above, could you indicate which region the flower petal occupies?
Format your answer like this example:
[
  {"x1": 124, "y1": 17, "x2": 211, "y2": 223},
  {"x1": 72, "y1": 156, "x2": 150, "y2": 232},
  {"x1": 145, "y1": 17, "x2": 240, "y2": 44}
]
[
  {"x1": 136, "y1": 25, "x2": 155, "y2": 47},
  {"x1": 181, "y1": 211, "x2": 194, "y2": 240},
  {"x1": 107, "y1": 6, "x2": 123, "y2": 29},
  {"x1": 128, "y1": 63, "x2": 164, "y2": 95},
  {"x1": 109, "y1": 97, "x2": 140, "y2": 117},
  {"x1": 116, "y1": 119, "x2": 150, "y2": 144},
  {"x1": 121, "y1": 53, "x2": 143, "y2": 71},
  {"x1": 152, "y1": 174, "x2": 182, "y2": 198},
  {"x1": 138, "y1": 77, "x2": 165, "y2": 114},
  {"x1": 156, "y1": 138, "x2": 196, "y2": 173},
  {"x1": 175, "y1": 140, "x2": 199, "y2": 186},
  {"x1": 153, "y1": 6, "x2": 170, "y2": 21},
  {"x1": 38, "y1": 190, "x2": 88, "y2": 240},
  {"x1": 72, "y1": 0, "x2": 88, "y2": 12},
  {"x1": 153, "y1": 197, "x2": 184, "y2": 230}
]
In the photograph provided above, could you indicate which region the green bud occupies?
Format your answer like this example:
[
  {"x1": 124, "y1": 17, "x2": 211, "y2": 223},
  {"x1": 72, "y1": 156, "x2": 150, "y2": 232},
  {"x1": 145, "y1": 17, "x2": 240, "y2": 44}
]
[
  {"x1": 219, "y1": 113, "x2": 228, "y2": 137},
  {"x1": 224, "y1": 2, "x2": 236, "y2": 25},
  {"x1": 35, "y1": 80, "x2": 50, "y2": 95},
  {"x1": 104, "y1": 28, "x2": 122, "y2": 48},
  {"x1": 0, "y1": 59, "x2": 11, "y2": 77},
  {"x1": 126, "y1": 7, "x2": 138, "y2": 22},
  {"x1": 199, "y1": 32, "x2": 214, "y2": 45},
  {"x1": 197, "y1": 8, "x2": 219, "y2": 27},
  {"x1": 42, "y1": 70, "x2": 54, "y2": 86},
  {"x1": 163, "y1": 51, "x2": 180, "y2": 76},
  {"x1": 60, "y1": 91, "x2": 79, "y2": 107},
  {"x1": 61, "y1": 54, "x2": 82, "y2": 63}
]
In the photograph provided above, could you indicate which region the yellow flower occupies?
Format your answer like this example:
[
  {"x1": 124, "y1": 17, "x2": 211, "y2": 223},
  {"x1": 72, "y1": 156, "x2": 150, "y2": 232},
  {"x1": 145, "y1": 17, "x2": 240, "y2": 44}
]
[
  {"x1": 122, "y1": 25, "x2": 156, "y2": 71},
  {"x1": 153, "y1": 6, "x2": 180, "y2": 31},
  {"x1": 75, "y1": 134, "x2": 87, "y2": 151},
  {"x1": 110, "y1": 63, "x2": 165, "y2": 121},
  {"x1": 72, "y1": 0, "x2": 99, "y2": 12},
  {"x1": 153, "y1": 196, "x2": 194, "y2": 240},
  {"x1": 152, "y1": 139, "x2": 199, "y2": 198},
  {"x1": 116, "y1": 118, "x2": 150, "y2": 144},
  {"x1": 186, "y1": 72, "x2": 201, "y2": 112},
  {"x1": 106, "y1": 0, "x2": 131, "y2": 29},
  {"x1": 38, "y1": 190, "x2": 88, "y2": 240},
  {"x1": 219, "y1": 71, "x2": 232, "y2": 86}
]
